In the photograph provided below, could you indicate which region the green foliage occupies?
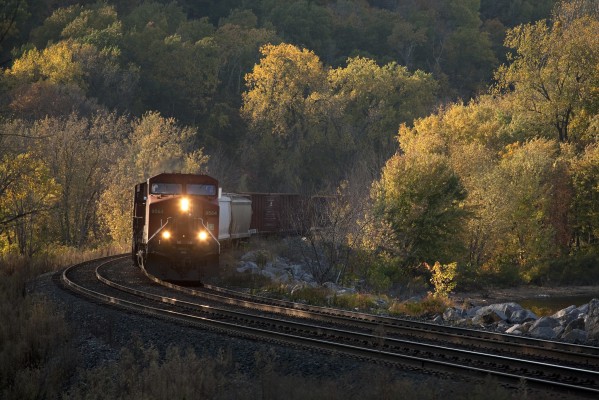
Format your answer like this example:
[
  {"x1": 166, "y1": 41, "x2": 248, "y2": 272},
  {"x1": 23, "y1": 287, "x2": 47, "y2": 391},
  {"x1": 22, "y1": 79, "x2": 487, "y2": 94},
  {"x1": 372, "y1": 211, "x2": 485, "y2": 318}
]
[
  {"x1": 30, "y1": 2, "x2": 122, "y2": 49},
  {"x1": 0, "y1": 0, "x2": 29, "y2": 53},
  {"x1": 370, "y1": 147, "x2": 469, "y2": 270}
]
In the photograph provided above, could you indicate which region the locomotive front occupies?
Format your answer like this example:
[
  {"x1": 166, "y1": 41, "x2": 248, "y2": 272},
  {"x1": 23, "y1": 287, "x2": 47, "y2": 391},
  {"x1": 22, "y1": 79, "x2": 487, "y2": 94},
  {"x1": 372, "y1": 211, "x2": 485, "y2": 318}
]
[{"x1": 132, "y1": 173, "x2": 220, "y2": 282}]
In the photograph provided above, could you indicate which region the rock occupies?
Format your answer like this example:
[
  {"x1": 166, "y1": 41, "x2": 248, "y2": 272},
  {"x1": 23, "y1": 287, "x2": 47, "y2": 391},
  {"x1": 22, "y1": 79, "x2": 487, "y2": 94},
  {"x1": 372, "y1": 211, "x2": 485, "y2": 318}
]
[
  {"x1": 551, "y1": 304, "x2": 581, "y2": 326},
  {"x1": 505, "y1": 324, "x2": 522, "y2": 334},
  {"x1": 323, "y1": 282, "x2": 341, "y2": 291},
  {"x1": 577, "y1": 303, "x2": 589, "y2": 314},
  {"x1": 551, "y1": 305, "x2": 576, "y2": 320},
  {"x1": 585, "y1": 299, "x2": 599, "y2": 340},
  {"x1": 529, "y1": 326, "x2": 560, "y2": 340},
  {"x1": 520, "y1": 321, "x2": 534, "y2": 333},
  {"x1": 465, "y1": 306, "x2": 481, "y2": 318},
  {"x1": 562, "y1": 329, "x2": 588, "y2": 343},
  {"x1": 528, "y1": 317, "x2": 562, "y2": 340},
  {"x1": 530, "y1": 316, "x2": 561, "y2": 330},
  {"x1": 508, "y1": 309, "x2": 537, "y2": 324},
  {"x1": 443, "y1": 307, "x2": 465, "y2": 322},
  {"x1": 432, "y1": 315, "x2": 443, "y2": 324},
  {"x1": 564, "y1": 317, "x2": 585, "y2": 334},
  {"x1": 472, "y1": 309, "x2": 505, "y2": 325},
  {"x1": 496, "y1": 321, "x2": 510, "y2": 332},
  {"x1": 236, "y1": 261, "x2": 258, "y2": 273}
]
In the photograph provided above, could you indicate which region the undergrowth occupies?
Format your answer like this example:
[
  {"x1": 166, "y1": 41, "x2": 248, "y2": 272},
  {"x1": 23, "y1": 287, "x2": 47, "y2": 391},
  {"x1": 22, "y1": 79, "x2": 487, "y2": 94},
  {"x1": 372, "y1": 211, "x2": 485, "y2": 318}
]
[
  {"x1": 64, "y1": 339, "x2": 521, "y2": 400},
  {"x1": 0, "y1": 244, "x2": 126, "y2": 399}
]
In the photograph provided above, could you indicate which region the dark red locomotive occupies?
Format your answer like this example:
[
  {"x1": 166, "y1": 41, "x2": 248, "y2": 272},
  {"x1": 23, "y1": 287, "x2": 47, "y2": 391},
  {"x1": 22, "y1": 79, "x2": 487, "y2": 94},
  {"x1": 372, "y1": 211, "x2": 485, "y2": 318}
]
[{"x1": 132, "y1": 173, "x2": 220, "y2": 281}]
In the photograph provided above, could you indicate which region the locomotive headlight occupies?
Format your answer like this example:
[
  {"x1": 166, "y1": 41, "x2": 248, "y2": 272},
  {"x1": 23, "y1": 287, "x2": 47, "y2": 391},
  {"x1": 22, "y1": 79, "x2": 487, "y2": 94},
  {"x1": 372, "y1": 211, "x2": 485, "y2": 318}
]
[
  {"x1": 180, "y1": 197, "x2": 190, "y2": 212},
  {"x1": 198, "y1": 230, "x2": 208, "y2": 241},
  {"x1": 162, "y1": 230, "x2": 171, "y2": 240}
]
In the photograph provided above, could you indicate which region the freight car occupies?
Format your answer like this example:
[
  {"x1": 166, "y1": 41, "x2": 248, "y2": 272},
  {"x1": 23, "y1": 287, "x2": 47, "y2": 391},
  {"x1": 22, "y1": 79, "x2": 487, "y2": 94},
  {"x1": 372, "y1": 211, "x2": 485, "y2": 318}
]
[{"x1": 133, "y1": 173, "x2": 326, "y2": 282}]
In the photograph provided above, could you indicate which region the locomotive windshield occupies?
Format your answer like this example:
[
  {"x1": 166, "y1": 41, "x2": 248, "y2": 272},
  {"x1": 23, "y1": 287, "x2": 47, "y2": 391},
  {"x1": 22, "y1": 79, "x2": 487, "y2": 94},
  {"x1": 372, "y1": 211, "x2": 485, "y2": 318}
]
[
  {"x1": 150, "y1": 183, "x2": 182, "y2": 195},
  {"x1": 187, "y1": 184, "x2": 217, "y2": 195}
]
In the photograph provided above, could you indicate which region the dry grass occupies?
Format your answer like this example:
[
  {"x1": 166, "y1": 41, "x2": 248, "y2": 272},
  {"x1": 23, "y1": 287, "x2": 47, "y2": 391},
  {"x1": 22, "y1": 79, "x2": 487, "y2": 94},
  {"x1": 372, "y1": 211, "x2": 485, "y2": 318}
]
[{"x1": 389, "y1": 292, "x2": 454, "y2": 317}]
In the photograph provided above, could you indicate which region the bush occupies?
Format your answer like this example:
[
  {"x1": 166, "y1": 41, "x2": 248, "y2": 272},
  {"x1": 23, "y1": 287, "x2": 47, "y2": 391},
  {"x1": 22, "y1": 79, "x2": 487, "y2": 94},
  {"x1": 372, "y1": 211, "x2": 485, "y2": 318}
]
[
  {"x1": 543, "y1": 252, "x2": 599, "y2": 285},
  {"x1": 389, "y1": 292, "x2": 453, "y2": 317}
]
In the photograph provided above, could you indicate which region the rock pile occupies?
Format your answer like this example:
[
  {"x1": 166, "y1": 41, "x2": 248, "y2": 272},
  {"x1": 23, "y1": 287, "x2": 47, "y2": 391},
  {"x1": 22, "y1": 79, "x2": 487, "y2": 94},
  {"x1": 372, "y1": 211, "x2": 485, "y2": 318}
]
[
  {"x1": 236, "y1": 251, "x2": 599, "y2": 344},
  {"x1": 237, "y1": 253, "x2": 319, "y2": 286},
  {"x1": 442, "y1": 299, "x2": 599, "y2": 343}
]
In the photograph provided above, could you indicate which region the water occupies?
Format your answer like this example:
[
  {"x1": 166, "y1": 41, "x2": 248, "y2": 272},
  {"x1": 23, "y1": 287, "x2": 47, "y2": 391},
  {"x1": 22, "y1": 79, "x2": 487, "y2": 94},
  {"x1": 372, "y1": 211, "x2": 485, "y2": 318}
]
[{"x1": 519, "y1": 294, "x2": 599, "y2": 316}]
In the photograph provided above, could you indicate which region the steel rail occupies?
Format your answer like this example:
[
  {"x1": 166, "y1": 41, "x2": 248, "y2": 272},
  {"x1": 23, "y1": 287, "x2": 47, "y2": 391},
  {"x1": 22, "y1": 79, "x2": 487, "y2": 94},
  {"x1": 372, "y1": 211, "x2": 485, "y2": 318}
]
[
  {"x1": 61, "y1": 257, "x2": 599, "y2": 397},
  {"x1": 140, "y1": 264, "x2": 599, "y2": 367}
]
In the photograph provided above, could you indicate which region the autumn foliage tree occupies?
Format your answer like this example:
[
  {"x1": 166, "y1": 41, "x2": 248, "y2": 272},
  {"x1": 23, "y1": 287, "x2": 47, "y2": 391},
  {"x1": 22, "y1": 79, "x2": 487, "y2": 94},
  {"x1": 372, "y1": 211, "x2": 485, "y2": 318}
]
[{"x1": 494, "y1": 2, "x2": 599, "y2": 143}]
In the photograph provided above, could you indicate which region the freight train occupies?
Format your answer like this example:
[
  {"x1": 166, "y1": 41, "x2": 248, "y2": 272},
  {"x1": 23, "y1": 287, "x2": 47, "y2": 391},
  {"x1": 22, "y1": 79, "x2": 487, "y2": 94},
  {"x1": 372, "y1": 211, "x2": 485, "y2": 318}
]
[{"x1": 132, "y1": 172, "x2": 313, "y2": 281}]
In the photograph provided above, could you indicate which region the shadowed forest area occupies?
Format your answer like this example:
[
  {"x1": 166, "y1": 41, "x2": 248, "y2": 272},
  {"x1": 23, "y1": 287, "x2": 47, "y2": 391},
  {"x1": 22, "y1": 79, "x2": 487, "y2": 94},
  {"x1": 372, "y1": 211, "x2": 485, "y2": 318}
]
[{"x1": 0, "y1": 0, "x2": 598, "y2": 398}]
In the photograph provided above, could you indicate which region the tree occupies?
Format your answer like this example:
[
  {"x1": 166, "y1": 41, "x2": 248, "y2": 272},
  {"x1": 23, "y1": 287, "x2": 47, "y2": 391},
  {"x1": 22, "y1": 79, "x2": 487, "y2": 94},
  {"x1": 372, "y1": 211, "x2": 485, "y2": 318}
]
[
  {"x1": 487, "y1": 139, "x2": 562, "y2": 281},
  {"x1": 570, "y1": 143, "x2": 599, "y2": 250},
  {"x1": 3, "y1": 38, "x2": 139, "y2": 116},
  {"x1": 0, "y1": 0, "x2": 28, "y2": 62},
  {"x1": 30, "y1": 112, "x2": 129, "y2": 247},
  {"x1": 370, "y1": 137, "x2": 468, "y2": 270},
  {"x1": 241, "y1": 43, "x2": 329, "y2": 191},
  {"x1": 122, "y1": 4, "x2": 219, "y2": 123},
  {"x1": 98, "y1": 111, "x2": 209, "y2": 244},
  {"x1": 329, "y1": 56, "x2": 437, "y2": 169},
  {"x1": 266, "y1": 0, "x2": 333, "y2": 59},
  {"x1": 494, "y1": 8, "x2": 599, "y2": 143},
  {"x1": 30, "y1": 2, "x2": 122, "y2": 50},
  {"x1": 0, "y1": 153, "x2": 59, "y2": 255}
]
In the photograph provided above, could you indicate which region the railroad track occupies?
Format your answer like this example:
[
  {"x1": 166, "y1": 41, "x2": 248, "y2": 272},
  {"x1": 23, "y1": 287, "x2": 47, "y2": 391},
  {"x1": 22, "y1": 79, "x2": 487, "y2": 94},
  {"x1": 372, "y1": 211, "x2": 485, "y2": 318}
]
[{"x1": 61, "y1": 255, "x2": 599, "y2": 398}]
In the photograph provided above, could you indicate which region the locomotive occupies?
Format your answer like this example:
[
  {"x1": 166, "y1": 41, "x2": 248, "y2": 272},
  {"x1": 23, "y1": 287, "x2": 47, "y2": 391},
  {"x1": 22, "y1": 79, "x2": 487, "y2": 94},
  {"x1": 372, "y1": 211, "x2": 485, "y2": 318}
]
[
  {"x1": 132, "y1": 172, "x2": 311, "y2": 282},
  {"x1": 132, "y1": 173, "x2": 224, "y2": 281}
]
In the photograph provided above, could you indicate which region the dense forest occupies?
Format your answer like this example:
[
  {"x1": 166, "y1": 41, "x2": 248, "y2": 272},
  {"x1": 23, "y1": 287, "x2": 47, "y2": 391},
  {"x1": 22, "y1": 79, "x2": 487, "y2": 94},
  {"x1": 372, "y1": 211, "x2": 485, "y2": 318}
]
[{"x1": 0, "y1": 0, "x2": 598, "y2": 288}]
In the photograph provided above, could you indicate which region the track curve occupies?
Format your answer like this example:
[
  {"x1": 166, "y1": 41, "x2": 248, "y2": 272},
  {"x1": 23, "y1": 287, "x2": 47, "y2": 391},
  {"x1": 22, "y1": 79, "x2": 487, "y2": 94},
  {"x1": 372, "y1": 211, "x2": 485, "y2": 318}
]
[{"x1": 61, "y1": 255, "x2": 599, "y2": 398}]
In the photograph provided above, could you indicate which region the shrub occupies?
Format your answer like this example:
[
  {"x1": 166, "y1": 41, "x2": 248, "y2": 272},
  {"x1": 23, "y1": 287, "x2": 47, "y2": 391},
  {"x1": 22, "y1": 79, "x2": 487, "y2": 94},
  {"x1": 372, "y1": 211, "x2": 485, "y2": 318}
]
[
  {"x1": 426, "y1": 261, "x2": 458, "y2": 297},
  {"x1": 389, "y1": 292, "x2": 454, "y2": 317}
]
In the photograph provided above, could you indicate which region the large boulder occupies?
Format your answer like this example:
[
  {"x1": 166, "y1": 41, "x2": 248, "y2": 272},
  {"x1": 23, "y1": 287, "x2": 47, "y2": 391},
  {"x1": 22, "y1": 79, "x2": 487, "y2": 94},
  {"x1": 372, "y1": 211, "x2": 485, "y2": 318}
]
[
  {"x1": 562, "y1": 329, "x2": 588, "y2": 343},
  {"x1": 585, "y1": 299, "x2": 599, "y2": 341},
  {"x1": 551, "y1": 304, "x2": 581, "y2": 326},
  {"x1": 528, "y1": 316, "x2": 562, "y2": 340},
  {"x1": 564, "y1": 317, "x2": 585, "y2": 334},
  {"x1": 472, "y1": 309, "x2": 507, "y2": 325},
  {"x1": 509, "y1": 309, "x2": 538, "y2": 324}
]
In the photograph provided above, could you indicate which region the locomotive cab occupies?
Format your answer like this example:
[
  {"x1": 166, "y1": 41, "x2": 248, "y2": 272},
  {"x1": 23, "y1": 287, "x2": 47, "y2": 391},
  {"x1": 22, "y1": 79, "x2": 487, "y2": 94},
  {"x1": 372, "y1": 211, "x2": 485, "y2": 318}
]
[{"x1": 132, "y1": 173, "x2": 220, "y2": 282}]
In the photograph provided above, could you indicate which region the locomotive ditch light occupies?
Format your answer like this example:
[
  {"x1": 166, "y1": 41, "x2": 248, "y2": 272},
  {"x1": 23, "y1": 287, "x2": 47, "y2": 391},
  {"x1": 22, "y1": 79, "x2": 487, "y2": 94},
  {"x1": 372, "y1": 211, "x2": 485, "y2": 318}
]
[
  {"x1": 198, "y1": 230, "x2": 208, "y2": 241},
  {"x1": 162, "y1": 230, "x2": 171, "y2": 240},
  {"x1": 180, "y1": 197, "x2": 190, "y2": 212}
]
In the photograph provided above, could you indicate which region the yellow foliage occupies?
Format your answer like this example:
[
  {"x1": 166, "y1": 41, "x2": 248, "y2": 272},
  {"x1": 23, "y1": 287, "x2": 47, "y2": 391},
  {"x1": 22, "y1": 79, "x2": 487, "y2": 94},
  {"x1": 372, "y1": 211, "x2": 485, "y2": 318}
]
[
  {"x1": 6, "y1": 41, "x2": 88, "y2": 89},
  {"x1": 242, "y1": 43, "x2": 327, "y2": 136}
]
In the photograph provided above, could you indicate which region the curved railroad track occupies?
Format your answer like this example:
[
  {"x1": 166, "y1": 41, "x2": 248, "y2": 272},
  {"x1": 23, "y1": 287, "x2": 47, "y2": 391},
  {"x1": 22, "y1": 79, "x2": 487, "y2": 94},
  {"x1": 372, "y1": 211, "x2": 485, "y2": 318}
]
[{"x1": 61, "y1": 255, "x2": 599, "y2": 398}]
